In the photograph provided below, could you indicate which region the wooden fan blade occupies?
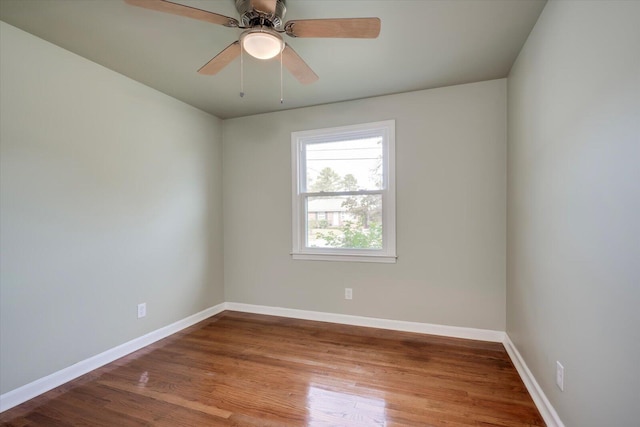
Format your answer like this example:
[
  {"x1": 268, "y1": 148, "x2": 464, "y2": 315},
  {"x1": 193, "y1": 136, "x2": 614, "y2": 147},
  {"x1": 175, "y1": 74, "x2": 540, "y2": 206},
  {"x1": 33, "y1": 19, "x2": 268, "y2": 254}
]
[
  {"x1": 250, "y1": 0, "x2": 277, "y2": 15},
  {"x1": 282, "y1": 44, "x2": 319, "y2": 85},
  {"x1": 125, "y1": 0, "x2": 239, "y2": 27},
  {"x1": 284, "y1": 18, "x2": 381, "y2": 38},
  {"x1": 198, "y1": 42, "x2": 241, "y2": 75}
]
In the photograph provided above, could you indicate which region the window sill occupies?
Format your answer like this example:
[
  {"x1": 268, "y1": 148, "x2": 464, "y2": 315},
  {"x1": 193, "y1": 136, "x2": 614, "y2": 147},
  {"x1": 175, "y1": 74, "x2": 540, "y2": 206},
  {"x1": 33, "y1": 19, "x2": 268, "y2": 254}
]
[{"x1": 291, "y1": 252, "x2": 397, "y2": 264}]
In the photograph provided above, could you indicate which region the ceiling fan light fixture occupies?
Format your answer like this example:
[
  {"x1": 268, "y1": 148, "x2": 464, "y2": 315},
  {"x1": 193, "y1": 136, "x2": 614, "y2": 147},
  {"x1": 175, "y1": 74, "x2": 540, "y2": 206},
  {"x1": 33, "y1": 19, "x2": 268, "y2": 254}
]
[{"x1": 241, "y1": 28, "x2": 284, "y2": 60}]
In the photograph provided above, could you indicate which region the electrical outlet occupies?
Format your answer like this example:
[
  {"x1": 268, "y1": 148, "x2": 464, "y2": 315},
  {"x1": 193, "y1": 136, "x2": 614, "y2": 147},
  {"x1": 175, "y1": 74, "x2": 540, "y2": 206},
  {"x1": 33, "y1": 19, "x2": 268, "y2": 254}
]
[
  {"x1": 556, "y1": 361, "x2": 564, "y2": 391},
  {"x1": 137, "y1": 303, "x2": 147, "y2": 319},
  {"x1": 345, "y1": 288, "x2": 353, "y2": 300}
]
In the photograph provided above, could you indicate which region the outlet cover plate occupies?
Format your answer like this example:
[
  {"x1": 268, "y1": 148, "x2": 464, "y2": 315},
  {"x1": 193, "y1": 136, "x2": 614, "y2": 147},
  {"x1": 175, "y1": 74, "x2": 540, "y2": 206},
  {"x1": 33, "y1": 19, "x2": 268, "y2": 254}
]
[
  {"x1": 556, "y1": 361, "x2": 564, "y2": 391},
  {"x1": 137, "y1": 303, "x2": 147, "y2": 319}
]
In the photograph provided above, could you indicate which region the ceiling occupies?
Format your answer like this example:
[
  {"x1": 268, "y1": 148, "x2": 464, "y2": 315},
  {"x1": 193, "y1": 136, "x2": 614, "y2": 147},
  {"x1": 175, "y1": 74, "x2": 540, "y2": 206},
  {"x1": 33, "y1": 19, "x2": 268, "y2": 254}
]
[{"x1": 0, "y1": 0, "x2": 546, "y2": 119}]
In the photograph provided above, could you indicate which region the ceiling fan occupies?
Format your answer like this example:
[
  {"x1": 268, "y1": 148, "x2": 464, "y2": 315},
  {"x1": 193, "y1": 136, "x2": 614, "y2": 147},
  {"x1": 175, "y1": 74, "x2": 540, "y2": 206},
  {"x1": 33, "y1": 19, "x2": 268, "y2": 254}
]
[{"x1": 125, "y1": 0, "x2": 381, "y2": 85}]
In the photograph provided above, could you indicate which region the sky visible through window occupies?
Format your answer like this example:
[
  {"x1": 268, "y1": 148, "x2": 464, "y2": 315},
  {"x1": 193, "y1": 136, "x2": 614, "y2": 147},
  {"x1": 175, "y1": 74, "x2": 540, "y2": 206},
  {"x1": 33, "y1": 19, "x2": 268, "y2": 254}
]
[{"x1": 305, "y1": 137, "x2": 383, "y2": 191}]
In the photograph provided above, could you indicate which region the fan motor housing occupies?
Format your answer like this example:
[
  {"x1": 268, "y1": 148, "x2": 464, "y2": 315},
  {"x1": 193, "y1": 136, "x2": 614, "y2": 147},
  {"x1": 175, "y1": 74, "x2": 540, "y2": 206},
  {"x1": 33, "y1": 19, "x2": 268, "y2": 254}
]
[{"x1": 235, "y1": 0, "x2": 287, "y2": 28}]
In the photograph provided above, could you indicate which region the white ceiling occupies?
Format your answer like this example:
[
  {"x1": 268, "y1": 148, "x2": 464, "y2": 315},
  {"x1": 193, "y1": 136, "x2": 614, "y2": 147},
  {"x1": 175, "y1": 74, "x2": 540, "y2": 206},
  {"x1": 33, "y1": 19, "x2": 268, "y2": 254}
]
[{"x1": 0, "y1": 0, "x2": 546, "y2": 119}]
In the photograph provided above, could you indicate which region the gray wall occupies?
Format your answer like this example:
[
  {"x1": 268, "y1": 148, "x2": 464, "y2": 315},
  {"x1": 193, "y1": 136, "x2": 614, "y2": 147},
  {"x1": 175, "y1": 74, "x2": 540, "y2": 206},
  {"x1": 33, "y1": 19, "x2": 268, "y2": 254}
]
[
  {"x1": 223, "y1": 79, "x2": 507, "y2": 331},
  {"x1": 0, "y1": 23, "x2": 224, "y2": 394},
  {"x1": 507, "y1": 1, "x2": 640, "y2": 426}
]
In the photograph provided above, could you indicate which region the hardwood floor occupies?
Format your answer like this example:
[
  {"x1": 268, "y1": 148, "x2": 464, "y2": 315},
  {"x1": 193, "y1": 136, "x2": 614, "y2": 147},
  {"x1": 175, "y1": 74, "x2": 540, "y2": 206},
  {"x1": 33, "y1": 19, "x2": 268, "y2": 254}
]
[{"x1": 0, "y1": 311, "x2": 545, "y2": 426}]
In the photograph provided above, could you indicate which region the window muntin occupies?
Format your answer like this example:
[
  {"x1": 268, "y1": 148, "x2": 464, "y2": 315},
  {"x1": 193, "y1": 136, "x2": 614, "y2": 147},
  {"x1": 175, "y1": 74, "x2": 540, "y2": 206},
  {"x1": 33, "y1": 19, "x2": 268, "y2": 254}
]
[{"x1": 292, "y1": 120, "x2": 396, "y2": 263}]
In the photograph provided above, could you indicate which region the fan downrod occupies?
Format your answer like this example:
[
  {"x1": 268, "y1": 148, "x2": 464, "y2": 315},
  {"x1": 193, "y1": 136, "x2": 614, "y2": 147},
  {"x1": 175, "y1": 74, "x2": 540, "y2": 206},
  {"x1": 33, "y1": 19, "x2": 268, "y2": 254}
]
[{"x1": 235, "y1": 0, "x2": 286, "y2": 28}]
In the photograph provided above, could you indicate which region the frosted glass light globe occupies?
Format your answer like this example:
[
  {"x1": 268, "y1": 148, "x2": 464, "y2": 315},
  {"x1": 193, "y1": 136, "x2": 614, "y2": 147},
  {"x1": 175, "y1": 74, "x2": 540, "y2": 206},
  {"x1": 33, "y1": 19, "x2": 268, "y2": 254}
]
[{"x1": 242, "y1": 31, "x2": 284, "y2": 60}]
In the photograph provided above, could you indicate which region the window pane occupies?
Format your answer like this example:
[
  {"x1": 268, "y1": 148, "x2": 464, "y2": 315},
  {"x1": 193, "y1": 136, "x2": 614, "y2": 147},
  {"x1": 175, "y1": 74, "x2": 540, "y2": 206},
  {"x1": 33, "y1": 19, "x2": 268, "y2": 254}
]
[
  {"x1": 306, "y1": 195, "x2": 382, "y2": 249},
  {"x1": 305, "y1": 137, "x2": 383, "y2": 192}
]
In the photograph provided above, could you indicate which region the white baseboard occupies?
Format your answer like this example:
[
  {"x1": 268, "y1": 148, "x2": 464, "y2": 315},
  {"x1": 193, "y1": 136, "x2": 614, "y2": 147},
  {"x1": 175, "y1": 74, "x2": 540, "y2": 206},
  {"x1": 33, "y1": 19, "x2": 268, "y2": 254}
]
[
  {"x1": 0, "y1": 303, "x2": 226, "y2": 413},
  {"x1": 503, "y1": 334, "x2": 565, "y2": 427},
  {"x1": 224, "y1": 302, "x2": 505, "y2": 342}
]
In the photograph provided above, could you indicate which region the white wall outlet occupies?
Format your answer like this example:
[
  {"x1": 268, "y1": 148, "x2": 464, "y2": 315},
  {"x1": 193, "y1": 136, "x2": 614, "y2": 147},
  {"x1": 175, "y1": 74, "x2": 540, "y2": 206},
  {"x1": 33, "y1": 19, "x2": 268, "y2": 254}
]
[
  {"x1": 556, "y1": 361, "x2": 564, "y2": 391},
  {"x1": 345, "y1": 288, "x2": 353, "y2": 300},
  {"x1": 137, "y1": 303, "x2": 147, "y2": 319}
]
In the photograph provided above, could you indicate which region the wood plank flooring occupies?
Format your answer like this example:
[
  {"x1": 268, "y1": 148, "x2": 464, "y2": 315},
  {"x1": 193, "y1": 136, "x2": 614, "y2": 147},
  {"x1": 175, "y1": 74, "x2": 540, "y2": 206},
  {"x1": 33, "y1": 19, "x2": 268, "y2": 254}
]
[{"x1": 0, "y1": 311, "x2": 545, "y2": 426}]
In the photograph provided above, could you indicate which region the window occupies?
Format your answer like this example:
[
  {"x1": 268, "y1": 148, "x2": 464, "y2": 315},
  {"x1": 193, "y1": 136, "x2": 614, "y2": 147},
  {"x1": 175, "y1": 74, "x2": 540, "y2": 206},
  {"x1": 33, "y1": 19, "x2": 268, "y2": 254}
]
[{"x1": 291, "y1": 120, "x2": 396, "y2": 263}]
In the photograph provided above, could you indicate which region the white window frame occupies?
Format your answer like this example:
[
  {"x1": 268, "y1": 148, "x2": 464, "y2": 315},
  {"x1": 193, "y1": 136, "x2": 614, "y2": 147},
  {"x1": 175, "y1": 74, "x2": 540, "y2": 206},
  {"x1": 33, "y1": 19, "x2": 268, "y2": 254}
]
[{"x1": 291, "y1": 120, "x2": 396, "y2": 263}]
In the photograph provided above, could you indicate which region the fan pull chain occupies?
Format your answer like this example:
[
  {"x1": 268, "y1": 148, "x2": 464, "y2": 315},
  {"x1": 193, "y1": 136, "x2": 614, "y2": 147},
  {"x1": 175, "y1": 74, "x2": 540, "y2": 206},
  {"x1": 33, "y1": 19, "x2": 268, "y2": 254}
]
[
  {"x1": 280, "y1": 49, "x2": 284, "y2": 104},
  {"x1": 240, "y1": 42, "x2": 245, "y2": 98}
]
